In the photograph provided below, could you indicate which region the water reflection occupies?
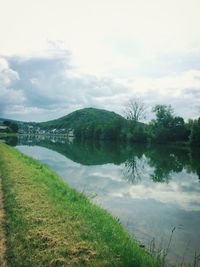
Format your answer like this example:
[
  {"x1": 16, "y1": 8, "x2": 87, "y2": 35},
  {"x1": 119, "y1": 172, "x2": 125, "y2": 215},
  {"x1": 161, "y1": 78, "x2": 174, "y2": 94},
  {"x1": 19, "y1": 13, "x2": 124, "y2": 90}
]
[
  {"x1": 5, "y1": 135, "x2": 200, "y2": 265},
  {"x1": 146, "y1": 146, "x2": 190, "y2": 183},
  {"x1": 7, "y1": 135, "x2": 200, "y2": 183},
  {"x1": 0, "y1": 135, "x2": 18, "y2": 146}
]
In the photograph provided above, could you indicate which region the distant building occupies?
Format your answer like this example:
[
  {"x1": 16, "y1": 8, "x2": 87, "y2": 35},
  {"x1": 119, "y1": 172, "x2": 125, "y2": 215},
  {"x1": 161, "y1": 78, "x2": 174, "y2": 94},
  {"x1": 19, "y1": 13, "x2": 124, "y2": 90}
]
[
  {"x1": 0, "y1": 126, "x2": 9, "y2": 131},
  {"x1": 52, "y1": 129, "x2": 57, "y2": 134},
  {"x1": 67, "y1": 128, "x2": 74, "y2": 137}
]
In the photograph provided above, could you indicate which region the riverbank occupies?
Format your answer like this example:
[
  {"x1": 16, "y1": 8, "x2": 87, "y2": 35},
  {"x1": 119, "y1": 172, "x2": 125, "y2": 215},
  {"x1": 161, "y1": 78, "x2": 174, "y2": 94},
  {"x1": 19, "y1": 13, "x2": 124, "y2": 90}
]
[
  {"x1": 0, "y1": 172, "x2": 8, "y2": 267},
  {"x1": 0, "y1": 143, "x2": 160, "y2": 267}
]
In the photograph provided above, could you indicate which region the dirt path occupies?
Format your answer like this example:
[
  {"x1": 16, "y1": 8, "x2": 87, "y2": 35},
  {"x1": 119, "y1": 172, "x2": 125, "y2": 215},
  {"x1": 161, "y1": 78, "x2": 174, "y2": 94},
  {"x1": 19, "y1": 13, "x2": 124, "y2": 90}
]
[{"x1": 0, "y1": 175, "x2": 8, "y2": 267}]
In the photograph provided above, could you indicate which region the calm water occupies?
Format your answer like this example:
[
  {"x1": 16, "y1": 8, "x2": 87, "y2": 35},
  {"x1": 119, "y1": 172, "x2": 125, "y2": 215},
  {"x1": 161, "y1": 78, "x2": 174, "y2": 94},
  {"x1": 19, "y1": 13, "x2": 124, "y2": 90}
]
[{"x1": 5, "y1": 135, "x2": 200, "y2": 266}]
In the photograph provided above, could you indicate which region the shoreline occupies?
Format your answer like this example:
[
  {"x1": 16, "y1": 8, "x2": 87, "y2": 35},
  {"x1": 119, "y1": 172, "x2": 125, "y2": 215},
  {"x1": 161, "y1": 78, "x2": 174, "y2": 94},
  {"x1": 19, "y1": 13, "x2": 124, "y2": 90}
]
[{"x1": 0, "y1": 143, "x2": 160, "y2": 267}]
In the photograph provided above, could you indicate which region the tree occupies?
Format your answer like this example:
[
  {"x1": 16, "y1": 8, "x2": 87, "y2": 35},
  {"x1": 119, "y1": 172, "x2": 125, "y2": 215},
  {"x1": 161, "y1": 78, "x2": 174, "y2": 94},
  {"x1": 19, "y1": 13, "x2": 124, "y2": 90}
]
[
  {"x1": 3, "y1": 120, "x2": 18, "y2": 133},
  {"x1": 152, "y1": 105, "x2": 174, "y2": 128},
  {"x1": 189, "y1": 118, "x2": 200, "y2": 147},
  {"x1": 124, "y1": 98, "x2": 146, "y2": 123},
  {"x1": 10, "y1": 122, "x2": 19, "y2": 133},
  {"x1": 150, "y1": 105, "x2": 188, "y2": 143}
]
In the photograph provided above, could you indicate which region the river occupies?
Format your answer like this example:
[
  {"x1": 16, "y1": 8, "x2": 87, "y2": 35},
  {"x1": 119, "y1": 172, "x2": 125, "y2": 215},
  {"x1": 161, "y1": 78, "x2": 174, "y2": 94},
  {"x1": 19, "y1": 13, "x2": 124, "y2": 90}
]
[{"x1": 4, "y1": 135, "x2": 200, "y2": 266}]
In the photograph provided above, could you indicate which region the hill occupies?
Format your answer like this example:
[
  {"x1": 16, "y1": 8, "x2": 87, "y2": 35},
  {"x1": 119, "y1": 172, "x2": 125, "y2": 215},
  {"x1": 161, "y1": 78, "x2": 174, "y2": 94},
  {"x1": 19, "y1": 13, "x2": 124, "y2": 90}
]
[
  {"x1": 1, "y1": 108, "x2": 147, "y2": 142},
  {"x1": 38, "y1": 107, "x2": 125, "y2": 130}
]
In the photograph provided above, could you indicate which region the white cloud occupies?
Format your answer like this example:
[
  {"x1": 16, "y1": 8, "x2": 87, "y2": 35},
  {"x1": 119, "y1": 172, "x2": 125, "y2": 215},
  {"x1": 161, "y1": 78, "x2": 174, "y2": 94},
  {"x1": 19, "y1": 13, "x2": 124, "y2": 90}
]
[
  {"x1": 0, "y1": 52, "x2": 199, "y2": 121},
  {"x1": 0, "y1": 53, "x2": 128, "y2": 120},
  {"x1": 0, "y1": 57, "x2": 19, "y2": 86},
  {"x1": 116, "y1": 70, "x2": 200, "y2": 94},
  {"x1": 0, "y1": 58, "x2": 9, "y2": 70},
  {"x1": 114, "y1": 70, "x2": 200, "y2": 119},
  {"x1": 0, "y1": 0, "x2": 200, "y2": 120},
  {"x1": 0, "y1": 58, "x2": 25, "y2": 117},
  {"x1": 113, "y1": 174, "x2": 200, "y2": 212},
  {"x1": 0, "y1": 0, "x2": 200, "y2": 76}
]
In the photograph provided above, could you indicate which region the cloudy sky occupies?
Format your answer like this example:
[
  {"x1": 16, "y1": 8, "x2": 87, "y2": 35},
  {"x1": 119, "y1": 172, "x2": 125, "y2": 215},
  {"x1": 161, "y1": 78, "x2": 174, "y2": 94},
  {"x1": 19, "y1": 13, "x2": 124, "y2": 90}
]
[{"x1": 0, "y1": 0, "x2": 200, "y2": 122}]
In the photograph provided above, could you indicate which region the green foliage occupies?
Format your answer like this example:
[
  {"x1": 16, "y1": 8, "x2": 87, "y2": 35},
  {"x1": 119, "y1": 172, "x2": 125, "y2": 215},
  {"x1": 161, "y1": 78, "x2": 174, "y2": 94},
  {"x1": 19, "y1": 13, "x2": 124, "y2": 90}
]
[
  {"x1": 128, "y1": 124, "x2": 148, "y2": 143},
  {"x1": 74, "y1": 115, "x2": 126, "y2": 141},
  {"x1": 70, "y1": 105, "x2": 189, "y2": 144},
  {"x1": 2, "y1": 120, "x2": 19, "y2": 133},
  {"x1": 189, "y1": 118, "x2": 200, "y2": 147},
  {"x1": 149, "y1": 105, "x2": 189, "y2": 143},
  {"x1": 0, "y1": 104, "x2": 195, "y2": 145},
  {"x1": 39, "y1": 107, "x2": 125, "y2": 130},
  {"x1": 152, "y1": 105, "x2": 174, "y2": 128}
]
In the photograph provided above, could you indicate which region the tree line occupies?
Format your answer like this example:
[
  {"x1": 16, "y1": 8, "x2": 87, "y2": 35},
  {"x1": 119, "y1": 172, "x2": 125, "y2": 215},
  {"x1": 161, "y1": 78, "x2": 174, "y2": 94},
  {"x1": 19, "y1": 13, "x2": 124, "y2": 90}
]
[{"x1": 74, "y1": 101, "x2": 200, "y2": 147}]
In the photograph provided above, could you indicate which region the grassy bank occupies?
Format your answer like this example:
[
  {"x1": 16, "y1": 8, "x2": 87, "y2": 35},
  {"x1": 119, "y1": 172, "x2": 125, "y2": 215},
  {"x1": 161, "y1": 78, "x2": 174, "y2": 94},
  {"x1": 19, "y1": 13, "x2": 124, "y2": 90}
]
[{"x1": 0, "y1": 143, "x2": 160, "y2": 267}]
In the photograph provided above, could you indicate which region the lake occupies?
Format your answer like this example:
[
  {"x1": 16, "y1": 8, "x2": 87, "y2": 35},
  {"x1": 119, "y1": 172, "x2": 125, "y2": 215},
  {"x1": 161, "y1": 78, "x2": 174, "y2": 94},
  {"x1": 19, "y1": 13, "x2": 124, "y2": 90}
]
[{"x1": 5, "y1": 135, "x2": 200, "y2": 266}]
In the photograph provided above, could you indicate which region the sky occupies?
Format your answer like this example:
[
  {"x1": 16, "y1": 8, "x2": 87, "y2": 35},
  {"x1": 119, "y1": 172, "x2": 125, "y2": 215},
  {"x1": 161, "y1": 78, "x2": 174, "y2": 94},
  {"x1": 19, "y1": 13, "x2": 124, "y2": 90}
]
[{"x1": 0, "y1": 0, "x2": 200, "y2": 122}]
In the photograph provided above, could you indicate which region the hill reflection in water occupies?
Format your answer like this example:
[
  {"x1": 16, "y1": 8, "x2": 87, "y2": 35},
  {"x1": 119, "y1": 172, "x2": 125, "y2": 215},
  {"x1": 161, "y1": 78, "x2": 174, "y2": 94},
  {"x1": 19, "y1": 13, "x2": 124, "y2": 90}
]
[{"x1": 13, "y1": 135, "x2": 200, "y2": 184}]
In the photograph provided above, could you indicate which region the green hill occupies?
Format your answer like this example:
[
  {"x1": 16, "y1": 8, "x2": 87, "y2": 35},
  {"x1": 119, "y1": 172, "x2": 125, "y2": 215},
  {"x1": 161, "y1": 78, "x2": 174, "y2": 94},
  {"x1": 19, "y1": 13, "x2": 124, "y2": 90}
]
[
  {"x1": 39, "y1": 107, "x2": 125, "y2": 130},
  {"x1": 1, "y1": 108, "x2": 147, "y2": 142}
]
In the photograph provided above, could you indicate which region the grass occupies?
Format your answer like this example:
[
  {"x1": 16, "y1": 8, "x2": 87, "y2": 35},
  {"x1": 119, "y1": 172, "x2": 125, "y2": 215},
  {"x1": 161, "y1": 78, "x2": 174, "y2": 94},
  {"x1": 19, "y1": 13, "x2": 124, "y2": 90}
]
[
  {"x1": 0, "y1": 175, "x2": 8, "y2": 267},
  {"x1": 0, "y1": 143, "x2": 160, "y2": 267},
  {"x1": 0, "y1": 133, "x2": 18, "y2": 137}
]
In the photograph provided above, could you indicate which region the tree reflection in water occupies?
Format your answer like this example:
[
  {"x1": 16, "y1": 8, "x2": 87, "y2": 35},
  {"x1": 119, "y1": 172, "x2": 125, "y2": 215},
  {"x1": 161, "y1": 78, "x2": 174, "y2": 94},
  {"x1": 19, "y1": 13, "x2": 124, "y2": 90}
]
[
  {"x1": 145, "y1": 146, "x2": 186, "y2": 183},
  {"x1": 7, "y1": 135, "x2": 200, "y2": 184}
]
